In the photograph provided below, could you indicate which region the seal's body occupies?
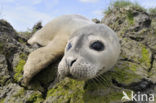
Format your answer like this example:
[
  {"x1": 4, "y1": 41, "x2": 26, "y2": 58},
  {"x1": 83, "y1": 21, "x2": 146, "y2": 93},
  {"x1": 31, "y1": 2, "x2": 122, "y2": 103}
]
[
  {"x1": 23, "y1": 15, "x2": 120, "y2": 85},
  {"x1": 28, "y1": 15, "x2": 93, "y2": 46}
]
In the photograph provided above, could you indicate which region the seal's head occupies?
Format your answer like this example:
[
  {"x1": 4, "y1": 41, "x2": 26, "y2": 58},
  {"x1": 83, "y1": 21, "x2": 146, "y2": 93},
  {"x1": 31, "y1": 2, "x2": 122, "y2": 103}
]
[{"x1": 58, "y1": 24, "x2": 120, "y2": 80}]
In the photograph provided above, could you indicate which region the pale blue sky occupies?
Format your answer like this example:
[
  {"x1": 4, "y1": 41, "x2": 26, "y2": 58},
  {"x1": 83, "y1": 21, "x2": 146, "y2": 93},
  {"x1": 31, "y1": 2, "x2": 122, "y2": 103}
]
[{"x1": 0, "y1": 0, "x2": 156, "y2": 31}]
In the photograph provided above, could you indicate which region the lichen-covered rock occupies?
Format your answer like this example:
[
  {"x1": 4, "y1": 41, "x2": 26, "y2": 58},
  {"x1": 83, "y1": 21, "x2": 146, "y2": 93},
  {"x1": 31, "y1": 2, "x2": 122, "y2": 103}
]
[
  {"x1": 0, "y1": 19, "x2": 17, "y2": 39},
  {"x1": 0, "y1": 54, "x2": 10, "y2": 86},
  {"x1": 0, "y1": 83, "x2": 44, "y2": 103},
  {"x1": 0, "y1": 2, "x2": 156, "y2": 103},
  {"x1": 44, "y1": 5, "x2": 156, "y2": 103},
  {"x1": 45, "y1": 78, "x2": 85, "y2": 103}
]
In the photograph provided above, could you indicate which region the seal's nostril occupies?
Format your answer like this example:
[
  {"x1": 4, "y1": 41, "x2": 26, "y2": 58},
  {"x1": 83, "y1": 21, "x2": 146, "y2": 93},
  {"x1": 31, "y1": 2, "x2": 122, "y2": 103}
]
[
  {"x1": 70, "y1": 59, "x2": 76, "y2": 67},
  {"x1": 66, "y1": 57, "x2": 77, "y2": 67}
]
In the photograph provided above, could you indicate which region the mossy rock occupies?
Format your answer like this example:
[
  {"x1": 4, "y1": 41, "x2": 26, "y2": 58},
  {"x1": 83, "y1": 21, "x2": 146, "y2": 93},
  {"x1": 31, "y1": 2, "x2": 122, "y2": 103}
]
[
  {"x1": 45, "y1": 78, "x2": 85, "y2": 103},
  {"x1": 13, "y1": 53, "x2": 27, "y2": 82},
  {"x1": 0, "y1": 83, "x2": 44, "y2": 103}
]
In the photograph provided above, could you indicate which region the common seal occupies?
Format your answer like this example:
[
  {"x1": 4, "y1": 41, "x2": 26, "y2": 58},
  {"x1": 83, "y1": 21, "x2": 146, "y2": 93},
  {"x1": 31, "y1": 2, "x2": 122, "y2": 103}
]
[{"x1": 23, "y1": 15, "x2": 120, "y2": 85}]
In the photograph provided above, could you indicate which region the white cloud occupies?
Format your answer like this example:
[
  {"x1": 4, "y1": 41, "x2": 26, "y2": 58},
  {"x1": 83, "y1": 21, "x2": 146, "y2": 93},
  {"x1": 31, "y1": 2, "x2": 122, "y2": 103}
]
[
  {"x1": 91, "y1": 9, "x2": 104, "y2": 20},
  {"x1": 79, "y1": 0, "x2": 99, "y2": 3},
  {"x1": 92, "y1": 10, "x2": 103, "y2": 16},
  {"x1": 1, "y1": 6, "x2": 52, "y2": 31},
  {"x1": 0, "y1": 0, "x2": 60, "y2": 31}
]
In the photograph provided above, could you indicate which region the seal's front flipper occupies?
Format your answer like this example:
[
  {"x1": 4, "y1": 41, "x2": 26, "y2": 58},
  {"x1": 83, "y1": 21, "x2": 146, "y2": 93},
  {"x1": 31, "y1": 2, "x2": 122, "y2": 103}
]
[{"x1": 23, "y1": 35, "x2": 68, "y2": 85}]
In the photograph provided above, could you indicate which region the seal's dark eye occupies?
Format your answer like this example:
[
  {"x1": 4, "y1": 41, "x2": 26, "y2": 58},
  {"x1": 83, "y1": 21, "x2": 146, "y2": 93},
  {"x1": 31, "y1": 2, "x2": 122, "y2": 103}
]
[
  {"x1": 67, "y1": 43, "x2": 72, "y2": 51},
  {"x1": 90, "y1": 41, "x2": 104, "y2": 51}
]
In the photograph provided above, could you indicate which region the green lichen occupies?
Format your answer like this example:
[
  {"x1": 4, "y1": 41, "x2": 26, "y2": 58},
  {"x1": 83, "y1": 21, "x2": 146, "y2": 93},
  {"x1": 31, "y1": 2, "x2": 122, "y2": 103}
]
[
  {"x1": 0, "y1": 98, "x2": 4, "y2": 103},
  {"x1": 110, "y1": 62, "x2": 141, "y2": 84},
  {"x1": 139, "y1": 46, "x2": 151, "y2": 68},
  {"x1": 127, "y1": 10, "x2": 134, "y2": 25},
  {"x1": 47, "y1": 78, "x2": 84, "y2": 103},
  {"x1": 26, "y1": 92, "x2": 44, "y2": 103},
  {"x1": 14, "y1": 59, "x2": 25, "y2": 82},
  {"x1": 12, "y1": 88, "x2": 43, "y2": 103},
  {"x1": 129, "y1": 63, "x2": 137, "y2": 71},
  {"x1": 13, "y1": 88, "x2": 25, "y2": 97},
  {"x1": 18, "y1": 38, "x2": 25, "y2": 44},
  {"x1": 14, "y1": 53, "x2": 27, "y2": 82},
  {"x1": 0, "y1": 76, "x2": 8, "y2": 86}
]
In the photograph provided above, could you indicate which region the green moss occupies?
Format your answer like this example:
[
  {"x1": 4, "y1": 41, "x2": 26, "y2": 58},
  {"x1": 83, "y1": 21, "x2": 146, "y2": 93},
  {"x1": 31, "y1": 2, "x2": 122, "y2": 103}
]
[
  {"x1": 26, "y1": 92, "x2": 44, "y2": 103},
  {"x1": 18, "y1": 38, "x2": 25, "y2": 44},
  {"x1": 104, "y1": 0, "x2": 145, "y2": 15},
  {"x1": 14, "y1": 53, "x2": 27, "y2": 82},
  {"x1": 129, "y1": 63, "x2": 137, "y2": 71},
  {"x1": 0, "y1": 76, "x2": 8, "y2": 86},
  {"x1": 13, "y1": 88, "x2": 25, "y2": 97},
  {"x1": 14, "y1": 59, "x2": 25, "y2": 82},
  {"x1": 139, "y1": 46, "x2": 151, "y2": 68},
  {"x1": 47, "y1": 78, "x2": 84, "y2": 103},
  {"x1": 113, "y1": 0, "x2": 133, "y2": 8},
  {"x1": 127, "y1": 10, "x2": 134, "y2": 25},
  {"x1": 113, "y1": 67, "x2": 139, "y2": 84},
  {"x1": 0, "y1": 98, "x2": 4, "y2": 103}
]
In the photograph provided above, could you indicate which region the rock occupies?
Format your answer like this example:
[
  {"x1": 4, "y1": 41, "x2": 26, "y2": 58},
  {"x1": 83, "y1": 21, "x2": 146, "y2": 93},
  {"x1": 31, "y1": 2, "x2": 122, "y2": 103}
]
[
  {"x1": 0, "y1": 3, "x2": 156, "y2": 103},
  {"x1": 0, "y1": 83, "x2": 43, "y2": 103},
  {"x1": 0, "y1": 54, "x2": 10, "y2": 86},
  {"x1": 32, "y1": 21, "x2": 42, "y2": 33},
  {"x1": 0, "y1": 19, "x2": 17, "y2": 39},
  {"x1": 92, "y1": 18, "x2": 101, "y2": 23}
]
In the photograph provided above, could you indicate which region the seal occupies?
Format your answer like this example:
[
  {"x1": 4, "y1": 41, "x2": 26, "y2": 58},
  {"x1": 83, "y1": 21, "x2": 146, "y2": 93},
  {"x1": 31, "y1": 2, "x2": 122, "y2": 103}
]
[
  {"x1": 23, "y1": 14, "x2": 120, "y2": 85},
  {"x1": 23, "y1": 15, "x2": 94, "y2": 85}
]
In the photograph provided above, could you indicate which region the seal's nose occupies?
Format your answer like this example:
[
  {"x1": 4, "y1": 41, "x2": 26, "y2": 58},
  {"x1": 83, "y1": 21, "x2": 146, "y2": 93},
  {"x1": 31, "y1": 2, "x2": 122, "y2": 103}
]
[{"x1": 66, "y1": 57, "x2": 77, "y2": 67}]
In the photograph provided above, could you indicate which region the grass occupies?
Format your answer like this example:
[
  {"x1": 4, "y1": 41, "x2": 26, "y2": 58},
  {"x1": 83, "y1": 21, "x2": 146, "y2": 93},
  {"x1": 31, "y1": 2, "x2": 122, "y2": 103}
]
[
  {"x1": 104, "y1": 0, "x2": 145, "y2": 15},
  {"x1": 149, "y1": 7, "x2": 156, "y2": 15},
  {"x1": 113, "y1": 0, "x2": 133, "y2": 8}
]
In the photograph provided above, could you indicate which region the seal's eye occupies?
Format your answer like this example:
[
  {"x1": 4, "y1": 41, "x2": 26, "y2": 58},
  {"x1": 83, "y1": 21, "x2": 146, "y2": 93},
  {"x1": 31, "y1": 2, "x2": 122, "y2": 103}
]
[
  {"x1": 90, "y1": 41, "x2": 104, "y2": 51},
  {"x1": 67, "y1": 42, "x2": 72, "y2": 51}
]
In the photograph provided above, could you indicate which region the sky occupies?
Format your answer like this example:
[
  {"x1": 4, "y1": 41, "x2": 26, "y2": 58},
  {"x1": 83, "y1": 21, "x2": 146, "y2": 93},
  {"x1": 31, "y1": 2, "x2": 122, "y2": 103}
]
[{"x1": 0, "y1": 0, "x2": 156, "y2": 31}]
